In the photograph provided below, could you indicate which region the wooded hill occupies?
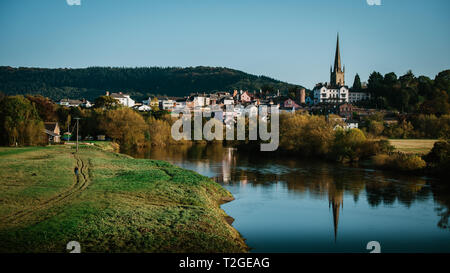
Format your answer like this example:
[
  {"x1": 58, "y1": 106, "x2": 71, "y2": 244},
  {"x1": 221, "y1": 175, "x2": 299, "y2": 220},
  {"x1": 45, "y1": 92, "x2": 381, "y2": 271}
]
[{"x1": 0, "y1": 66, "x2": 303, "y2": 101}]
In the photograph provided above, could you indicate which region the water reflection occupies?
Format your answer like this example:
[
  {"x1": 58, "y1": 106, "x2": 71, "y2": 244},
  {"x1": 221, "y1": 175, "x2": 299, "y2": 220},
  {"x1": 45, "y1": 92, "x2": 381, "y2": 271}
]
[{"x1": 132, "y1": 145, "x2": 450, "y2": 252}]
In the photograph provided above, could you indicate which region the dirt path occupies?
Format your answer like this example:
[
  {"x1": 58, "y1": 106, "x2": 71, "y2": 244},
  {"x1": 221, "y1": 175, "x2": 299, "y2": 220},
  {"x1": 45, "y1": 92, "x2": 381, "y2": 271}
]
[{"x1": 1, "y1": 153, "x2": 90, "y2": 226}]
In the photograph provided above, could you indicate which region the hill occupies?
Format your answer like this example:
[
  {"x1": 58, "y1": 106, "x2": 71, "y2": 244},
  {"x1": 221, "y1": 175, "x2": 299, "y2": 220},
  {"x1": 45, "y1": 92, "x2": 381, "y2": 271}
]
[{"x1": 0, "y1": 66, "x2": 304, "y2": 101}]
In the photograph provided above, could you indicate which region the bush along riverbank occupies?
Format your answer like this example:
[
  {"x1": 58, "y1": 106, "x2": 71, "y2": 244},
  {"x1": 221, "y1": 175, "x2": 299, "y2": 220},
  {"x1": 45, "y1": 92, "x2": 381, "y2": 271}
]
[
  {"x1": 232, "y1": 113, "x2": 449, "y2": 178},
  {"x1": 0, "y1": 143, "x2": 248, "y2": 252}
]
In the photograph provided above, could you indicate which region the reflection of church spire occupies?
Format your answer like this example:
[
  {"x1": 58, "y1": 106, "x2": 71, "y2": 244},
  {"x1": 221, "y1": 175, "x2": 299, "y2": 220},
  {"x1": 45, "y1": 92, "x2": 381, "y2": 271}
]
[{"x1": 328, "y1": 183, "x2": 344, "y2": 242}]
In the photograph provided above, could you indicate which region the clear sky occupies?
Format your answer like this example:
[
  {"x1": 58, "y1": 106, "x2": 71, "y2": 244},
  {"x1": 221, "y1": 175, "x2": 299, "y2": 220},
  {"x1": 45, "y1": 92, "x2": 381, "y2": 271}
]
[{"x1": 0, "y1": 0, "x2": 449, "y2": 89}]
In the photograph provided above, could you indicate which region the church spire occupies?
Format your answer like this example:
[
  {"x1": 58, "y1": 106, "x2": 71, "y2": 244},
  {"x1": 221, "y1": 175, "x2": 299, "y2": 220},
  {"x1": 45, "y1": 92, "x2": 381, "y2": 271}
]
[
  {"x1": 333, "y1": 33, "x2": 341, "y2": 72},
  {"x1": 330, "y1": 33, "x2": 345, "y2": 86}
]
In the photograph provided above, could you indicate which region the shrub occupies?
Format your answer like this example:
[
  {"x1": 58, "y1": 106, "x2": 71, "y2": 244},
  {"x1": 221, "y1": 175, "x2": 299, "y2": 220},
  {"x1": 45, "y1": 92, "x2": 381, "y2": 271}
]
[
  {"x1": 424, "y1": 140, "x2": 450, "y2": 176},
  {"x1": 332, "y1": 128, "x2": 367, "y2": 162},
  {"x1": 372, "y1": 152, "x2": 426, "y2": 171},
  {"x1": 99, "y1": 108, "x2": 148, "y2": 151}
]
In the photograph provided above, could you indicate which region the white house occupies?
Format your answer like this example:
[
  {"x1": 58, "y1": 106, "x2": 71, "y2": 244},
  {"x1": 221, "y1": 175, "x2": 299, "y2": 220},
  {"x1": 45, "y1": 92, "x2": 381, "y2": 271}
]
[
  {"x1": 348, "y1": 92, "x2": 370, "y2": 103},
  {"x1": 58, "y1": 99, "x2": 82, "y2": 107},
  {"x1": 220, "y1": 96, "x2": 234, "y2": 105},
  {"x1": 193, "y1": 96, "x2": 206, "y2": 107},
  {"x1": 159, "y1": 98, "x2": 175, "y2": 110},
  {"x1": 135, "y1": 105, "x2": 151, "y2": 111},
  {"x1": 81, "y1": 99, "x2": 92, "y2": 108},
  {"x1": 313, "y1": 84, "x2": 349, "y2": 104},
  {"x1": 108, "y1": 91, "x2": 135, "y2": 107}
]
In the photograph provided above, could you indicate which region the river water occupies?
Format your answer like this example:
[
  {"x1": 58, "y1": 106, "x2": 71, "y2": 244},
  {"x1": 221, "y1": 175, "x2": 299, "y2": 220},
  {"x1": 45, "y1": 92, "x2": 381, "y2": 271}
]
[{"x1": 134, "y1": 144, "x2": 450, "y2": 253}]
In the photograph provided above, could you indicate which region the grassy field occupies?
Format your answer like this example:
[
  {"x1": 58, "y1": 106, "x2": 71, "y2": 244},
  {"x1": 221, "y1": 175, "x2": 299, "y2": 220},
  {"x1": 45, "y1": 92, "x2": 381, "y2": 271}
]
[
  {"x1": 388, "y1": 139, "x2": 438, "y2": 154},
  {"x1": 0, "y1": 144, "x2": 247, "y2": 253}
]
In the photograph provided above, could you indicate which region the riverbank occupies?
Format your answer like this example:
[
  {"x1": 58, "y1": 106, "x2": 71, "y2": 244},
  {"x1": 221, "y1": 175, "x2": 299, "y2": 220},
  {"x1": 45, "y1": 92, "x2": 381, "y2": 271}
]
[{"x1": 0, "y1": 144, "x2": 247, "y2": 252}]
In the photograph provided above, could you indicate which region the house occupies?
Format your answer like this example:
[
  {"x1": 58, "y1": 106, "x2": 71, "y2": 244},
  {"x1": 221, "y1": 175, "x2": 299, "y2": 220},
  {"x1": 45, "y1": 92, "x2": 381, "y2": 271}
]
[
  {"x1": 192, "y1": 95, "x2": 207, "y2": 107},
  {"x1": 143, "y1": 96, "x2": 159, "y2": 108},
  {"x1": 174, "y1": 98, "x2": 187, "y2": 109},
  {"x1": 240, "y1": 91, "x2": 253, "y2": 103},
  {"x1": 81, "y1": 99, "x2": 92, "y2": 108},
  {"x1": 58, "y1": 99, "x2": 83, "y2": 107},
  {"x1": 220, "y1": 96, "x2": 234, "y2": 105},
  {"x1": 345, "y1": 119, "x2": 359, "y2": 129},
  {"x1": 107, "y1": 91, "x2": 135, "y2": 107},
  {"x1": 158, "y1": 97, "x2": 176, "y2": 110},
  {"x1": 208, "y1": 94, "x2": 218, "y2": 105},
  {"x1": 44, "y1": 122, "x2": 61, "y2": 143},
  {"x1": 135, "y1": 104, "x2": 151, "y2": 111},
  {"x1": 283, "y1": 98, "x2": 301, "y2": 109},
  {"x1": 334, "y1": 118, "x2": 359, "y2": 131},
  {"x1": 313, "y1": 83, "x2": 349, "y2": 104},
  {"x1": 348, "y1": 91, "x2": 370, "y2": 103},
  {"x1": 338, "y1": 103, "x2": 355, "y2": 119}
]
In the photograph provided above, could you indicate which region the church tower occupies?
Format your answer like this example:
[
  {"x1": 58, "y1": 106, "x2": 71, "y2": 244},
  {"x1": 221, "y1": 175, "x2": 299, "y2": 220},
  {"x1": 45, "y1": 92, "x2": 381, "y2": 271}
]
[{"x1": 330, "y1": 33, "x2": 345, "y2": 87}]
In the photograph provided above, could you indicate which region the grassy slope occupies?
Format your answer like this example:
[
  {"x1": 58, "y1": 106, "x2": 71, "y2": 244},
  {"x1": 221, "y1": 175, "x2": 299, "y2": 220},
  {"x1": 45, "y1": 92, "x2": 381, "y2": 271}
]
[
  {"x1": 0, "y1": 145, "x2": 247, "y2": 253},
  {"x1": 389, "y1": 139, "x2": 438, "y2": 154}
]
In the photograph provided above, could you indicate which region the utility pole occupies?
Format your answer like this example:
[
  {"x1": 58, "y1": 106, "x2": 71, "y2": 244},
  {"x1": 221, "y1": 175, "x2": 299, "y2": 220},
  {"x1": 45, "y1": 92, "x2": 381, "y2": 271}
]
[{"x1": 74, "y1": 118, "x2": 80, "y2": 153}]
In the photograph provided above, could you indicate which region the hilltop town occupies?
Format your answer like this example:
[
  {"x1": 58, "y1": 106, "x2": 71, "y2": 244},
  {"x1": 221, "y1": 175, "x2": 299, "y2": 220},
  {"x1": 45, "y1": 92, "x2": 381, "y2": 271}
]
[{"x1": 53, "y1": 35, "x2": 380, "y2": 132}]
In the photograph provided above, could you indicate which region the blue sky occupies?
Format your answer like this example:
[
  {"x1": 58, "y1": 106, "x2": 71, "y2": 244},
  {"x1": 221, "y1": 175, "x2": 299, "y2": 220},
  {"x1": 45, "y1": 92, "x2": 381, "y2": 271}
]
[{"x1": 0, "y1": 0, "x2": 449, "y2": 89}]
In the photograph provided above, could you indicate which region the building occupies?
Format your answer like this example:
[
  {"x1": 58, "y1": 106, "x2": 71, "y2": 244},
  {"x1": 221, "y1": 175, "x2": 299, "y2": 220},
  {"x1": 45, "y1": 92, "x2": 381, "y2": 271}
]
[
  {"x1": 44, "y1": 122, "x2": 61, "y2": 143},
  {"x1": 58, "y1": 99, "x2": 83, "y2": 107},
  {"x1": 330, "y1": 34, "x2": 345, "y2": 87},
  {"x1": 313, "y1": 84, "x2": 349, "y2": 104},
  {"x1": 312, "y1": 34, "x2": 349, "y2": 104},
  {"x1": 296, "y1": 88, "x2": 306, "y2": 104},
  {"x1": 240, "y1": 91, "x2": 253, "y2": 103},
  {"x1": 348, "y1": 91, "x2": 370, "y2": 103},
  {"x1": 220, "y1": 96, "x2": 234, "y2": 105},
  {"x1": 80, "y1": 99, "x2": 92, "y2": 108},
  {"x1": 159, "y1": 97, "x2": 175, "y2": 110},
  {"x1": 134, "y1": 104, "x2": 151, "y2": 111},
  {"x1": 107, "y1": 91, "x2": 135, "y2": 107},
  {"x1": 283, "y1": 98, "x2": 301, "y2": 109},
  {"x1": 338, "y1": 103, "x2": 355, "y2": 119}
]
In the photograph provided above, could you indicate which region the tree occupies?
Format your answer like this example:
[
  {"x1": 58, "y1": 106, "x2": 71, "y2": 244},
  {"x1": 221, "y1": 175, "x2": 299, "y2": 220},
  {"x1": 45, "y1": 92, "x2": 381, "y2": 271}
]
[
  {"x1": 352, "y1": 74, "x2": 362, "y2": 91},
  {"x1": 0, "y1": 95, "x2": 44, "y2": 146},
  {"x1": 150, "y1": 97, "x2": 159, "y2": 111},
  {"x1": 26, "y1": 95, "x2": 58, "y2": 121},
  {"x1": 367, "y1": 71, "x2": 384, "y2": 98},
  {"x1": 417, "y1": 76, "x2": 434, "y2": 99},
  {"x1": 434, "y1": 70, "x2": 450, "y2": 96},
  {"x1": 99, "y1": 108, "x2": 147, "y2": 151},
  {"x1": 94, "y1": 95, "x2": 119, "y2": 109}
]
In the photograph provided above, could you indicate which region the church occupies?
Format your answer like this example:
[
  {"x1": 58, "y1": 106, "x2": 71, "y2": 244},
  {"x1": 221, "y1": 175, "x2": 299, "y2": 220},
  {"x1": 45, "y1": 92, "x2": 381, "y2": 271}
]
[{"x1": 313, "y1": 34, "x2": 350, "y2": 104}]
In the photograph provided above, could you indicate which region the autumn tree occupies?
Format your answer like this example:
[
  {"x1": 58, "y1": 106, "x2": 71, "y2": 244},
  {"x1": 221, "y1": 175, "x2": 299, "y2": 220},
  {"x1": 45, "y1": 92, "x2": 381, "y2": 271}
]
[
  {"x1": 94, "y1": 95, "x2": 119, "y2": 109},
  {"x1": 0, "y1": 95, "x2": 44, "y2": 146},
  {"x1": 99, "y1": 108, "x2": 147, "y2": 150},
  {"x1": 25, "y1": 95, "x2": 58, "y2": 121}
]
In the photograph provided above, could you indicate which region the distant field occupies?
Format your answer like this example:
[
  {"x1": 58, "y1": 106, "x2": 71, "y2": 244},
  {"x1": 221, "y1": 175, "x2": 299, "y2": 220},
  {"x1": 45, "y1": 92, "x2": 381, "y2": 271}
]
[{"x1": 389, "y1": 139, "x2": 438, "y2": 154}]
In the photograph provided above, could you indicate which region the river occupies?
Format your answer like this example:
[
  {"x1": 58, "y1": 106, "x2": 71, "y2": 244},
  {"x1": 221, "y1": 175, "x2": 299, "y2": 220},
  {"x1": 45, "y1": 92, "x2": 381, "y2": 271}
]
[{"x1": 133, "y1": 144, "x2": 450, "y2": 253}]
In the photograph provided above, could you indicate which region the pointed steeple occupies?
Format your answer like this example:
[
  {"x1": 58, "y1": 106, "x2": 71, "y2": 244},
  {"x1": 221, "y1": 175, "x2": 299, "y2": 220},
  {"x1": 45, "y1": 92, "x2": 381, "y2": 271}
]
[
  {"x1": 330, "y1": 33, "x2": 345, "y2": 87},
  {"x1": 333, "y1": 33, "x2": 341, "y2": 72}
]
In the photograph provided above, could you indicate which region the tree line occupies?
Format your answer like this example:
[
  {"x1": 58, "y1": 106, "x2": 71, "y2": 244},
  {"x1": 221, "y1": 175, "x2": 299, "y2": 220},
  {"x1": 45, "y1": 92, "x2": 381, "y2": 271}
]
[
  {"x1": 352, "y1": 69, "x2": 450, "y2": 115},
  {"x1": 0, "y1": 66, "x2": 302, "y2": 101}
]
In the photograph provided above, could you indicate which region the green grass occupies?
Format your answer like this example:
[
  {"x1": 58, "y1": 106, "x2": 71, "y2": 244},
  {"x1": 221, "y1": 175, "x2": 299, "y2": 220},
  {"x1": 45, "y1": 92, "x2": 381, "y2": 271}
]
[
  {"x1": 0, "y1": 144, "x2": 246, "y2": 253},
  {"x1": 389, "y1": 139, "x2": 438, "y2": 154}
]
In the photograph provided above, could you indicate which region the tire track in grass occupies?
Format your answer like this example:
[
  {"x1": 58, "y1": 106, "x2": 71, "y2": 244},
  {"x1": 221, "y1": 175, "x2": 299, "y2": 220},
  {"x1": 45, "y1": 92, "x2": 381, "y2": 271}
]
[{"x1": 1, "y1": 153, "x2": 90, "y2": 226}]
